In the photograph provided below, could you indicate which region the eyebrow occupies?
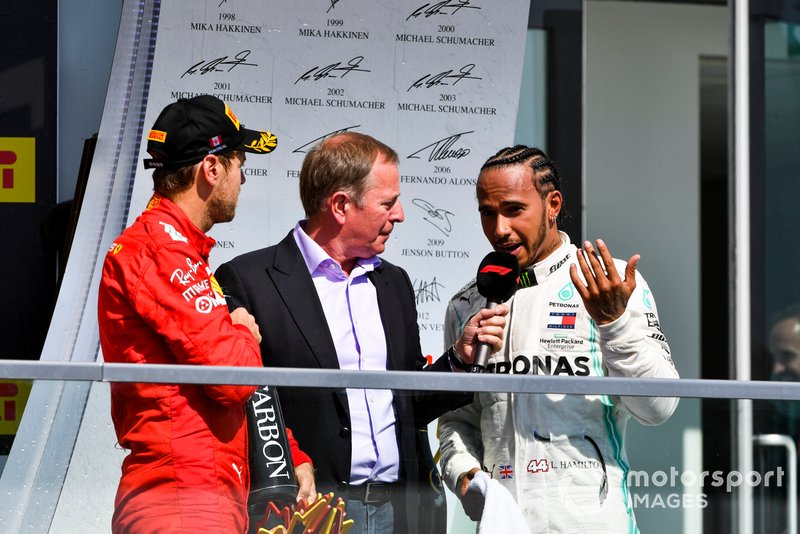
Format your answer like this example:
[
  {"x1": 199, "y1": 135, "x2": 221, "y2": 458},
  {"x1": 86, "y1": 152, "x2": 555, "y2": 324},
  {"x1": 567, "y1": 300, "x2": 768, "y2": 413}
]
[{"x1": 480, "y1": 198, "x2": 526, "y2": 209}]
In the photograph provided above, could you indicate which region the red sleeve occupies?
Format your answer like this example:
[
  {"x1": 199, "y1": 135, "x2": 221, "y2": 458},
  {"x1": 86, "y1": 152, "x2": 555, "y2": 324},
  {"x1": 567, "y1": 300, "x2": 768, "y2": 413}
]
[
  {"x1": 133, "y1": 242, "x2": 261, "y2": 405},
  {"x1": 287, "y1": 427, "x2": 312, "y2": 467}
]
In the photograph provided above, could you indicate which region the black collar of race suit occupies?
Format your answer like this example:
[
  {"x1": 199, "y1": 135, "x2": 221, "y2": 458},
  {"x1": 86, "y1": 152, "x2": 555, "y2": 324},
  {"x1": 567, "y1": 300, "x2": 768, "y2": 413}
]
[
  {"x1": 517, "y1": 266, "x2": 538, "y2": 289},
  {"x1": 517, "y1": 248, "x2": 573, "y2": 291}
]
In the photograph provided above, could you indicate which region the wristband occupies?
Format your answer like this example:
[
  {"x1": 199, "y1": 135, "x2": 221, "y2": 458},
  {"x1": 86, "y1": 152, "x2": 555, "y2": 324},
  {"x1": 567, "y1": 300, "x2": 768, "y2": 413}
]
[{"x1": 447, "y1": 345, "x2": 470, "y2": 371}]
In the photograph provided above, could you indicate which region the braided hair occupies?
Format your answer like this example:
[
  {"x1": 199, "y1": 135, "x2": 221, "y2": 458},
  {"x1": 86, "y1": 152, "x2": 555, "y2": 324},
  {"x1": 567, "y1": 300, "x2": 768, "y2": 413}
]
[{"x1": 480, "y1": 145, "x2": 561, "y2": 196}]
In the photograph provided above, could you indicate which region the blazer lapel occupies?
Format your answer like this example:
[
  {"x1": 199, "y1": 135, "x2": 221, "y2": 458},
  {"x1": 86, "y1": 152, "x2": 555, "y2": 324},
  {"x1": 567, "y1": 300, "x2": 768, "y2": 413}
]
[
  {"x1": 268, "y1": 234, "x2": 341, "y2": 370},
  {"x1": 370, "y1": 265, "x2": 405, "y2": 372}
]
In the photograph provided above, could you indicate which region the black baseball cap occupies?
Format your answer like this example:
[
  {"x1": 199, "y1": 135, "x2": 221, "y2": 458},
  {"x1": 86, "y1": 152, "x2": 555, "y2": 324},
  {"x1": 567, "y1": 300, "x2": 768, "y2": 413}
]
[{"x1": 143, "y1": 95, "x2": 277, "y2": 170}]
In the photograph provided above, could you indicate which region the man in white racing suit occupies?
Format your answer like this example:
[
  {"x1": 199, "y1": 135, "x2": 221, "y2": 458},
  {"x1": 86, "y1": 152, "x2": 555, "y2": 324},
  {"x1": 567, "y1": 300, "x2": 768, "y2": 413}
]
[{"x1": 437, "y1": 145, "x2": 679, "y2": 533}]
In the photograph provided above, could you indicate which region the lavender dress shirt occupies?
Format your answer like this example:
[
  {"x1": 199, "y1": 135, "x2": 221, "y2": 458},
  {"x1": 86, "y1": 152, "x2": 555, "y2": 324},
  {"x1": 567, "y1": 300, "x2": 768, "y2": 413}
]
[{"x1": 293, "y1": 223, "x2": 400, "y2": 484}]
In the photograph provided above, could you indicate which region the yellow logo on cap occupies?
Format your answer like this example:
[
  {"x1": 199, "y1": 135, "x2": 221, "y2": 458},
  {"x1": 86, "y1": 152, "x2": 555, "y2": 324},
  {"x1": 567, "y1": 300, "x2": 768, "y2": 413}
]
[
  {"x1": 224, "y1": 104, "x2": 241, "y2": 130},
  {"x1": 148, "y1": 130, "x2": 167, "y2": 143},
  {"x1": 244, "y1": 131, "x2": 278, "y2": 154}
]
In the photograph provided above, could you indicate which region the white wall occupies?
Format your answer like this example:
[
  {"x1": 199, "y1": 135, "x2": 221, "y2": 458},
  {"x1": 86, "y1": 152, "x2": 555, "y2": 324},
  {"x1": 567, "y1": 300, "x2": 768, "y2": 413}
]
[
  {"x1": 58, "y1": 0, "x2": 121, "y2": 201},
  {"x1": 585, "y1": 2, "x2": 726, "y2": 532},
  {"x1": 514, "y1": 29, "x2": 548, "y2": 150}
]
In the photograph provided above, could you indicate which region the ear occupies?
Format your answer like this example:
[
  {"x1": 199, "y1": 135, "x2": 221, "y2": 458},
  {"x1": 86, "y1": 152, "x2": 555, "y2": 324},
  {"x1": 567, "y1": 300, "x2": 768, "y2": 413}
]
[
  {"x1": 328, "y1": 191, "x2": 350, "y2": 225},
  {"x1": 198, "y1": 155, "x2": 221, "y2": 187},
  {"x1": 546, "y1": 190, "x2": 562, "y2": 220}
]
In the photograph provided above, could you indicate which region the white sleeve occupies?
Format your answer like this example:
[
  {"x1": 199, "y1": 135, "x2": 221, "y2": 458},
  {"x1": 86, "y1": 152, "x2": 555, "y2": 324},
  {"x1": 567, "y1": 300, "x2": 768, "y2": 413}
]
[
  {"x1": 443, "y1": 298, "x2": 461, "y2": 351},
  {"x1": 598, "y1": 270, "x2": 679, "y2": 425},
  {"x1": 439, "y1": 296, "x2": 484, "y2": 492},
  {"x1": 437, "y1": 397, "x2": 484, "y2": 493},
  {"x1": 443, "y1": 287, "x2": 479, "y2": 351}
]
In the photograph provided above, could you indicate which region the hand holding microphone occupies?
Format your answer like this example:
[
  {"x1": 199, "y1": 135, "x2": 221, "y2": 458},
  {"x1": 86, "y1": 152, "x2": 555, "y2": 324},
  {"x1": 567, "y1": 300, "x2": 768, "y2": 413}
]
[{"x1": 453, "y1": 251, "x2": 519, "y2": 373}]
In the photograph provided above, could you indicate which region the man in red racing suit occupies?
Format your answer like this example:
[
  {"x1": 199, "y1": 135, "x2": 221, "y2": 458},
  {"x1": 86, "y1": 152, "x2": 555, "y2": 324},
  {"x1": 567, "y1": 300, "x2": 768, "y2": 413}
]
[{"x1": 98, "y1": 95, "x2": 312, "y2": 533}]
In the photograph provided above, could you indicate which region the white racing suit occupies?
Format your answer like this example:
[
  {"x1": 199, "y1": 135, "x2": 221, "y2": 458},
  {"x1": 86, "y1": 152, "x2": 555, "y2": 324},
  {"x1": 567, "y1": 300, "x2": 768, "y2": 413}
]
[{"x1": 438, "y1": 232, "x2": 679, "y2": 533}]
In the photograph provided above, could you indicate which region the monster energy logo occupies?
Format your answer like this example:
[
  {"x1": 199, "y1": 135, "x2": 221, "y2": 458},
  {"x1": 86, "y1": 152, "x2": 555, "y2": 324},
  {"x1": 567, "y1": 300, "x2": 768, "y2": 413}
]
[
  {"x1": 518, "y1": 270, "x2": 535, "y2": 288},
  {"x1": 517, "y1": 267, "x2": 537, "y2": 288}
]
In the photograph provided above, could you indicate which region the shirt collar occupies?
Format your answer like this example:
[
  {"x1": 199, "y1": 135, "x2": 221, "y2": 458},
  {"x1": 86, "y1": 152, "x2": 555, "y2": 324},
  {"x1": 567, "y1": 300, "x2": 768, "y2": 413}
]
[
  {"x1": 293, "y1": 221, "x2": 381, "y2": 279},
  {"x1": 531, "y1": 231, "x2": 572, "y2": 282}
]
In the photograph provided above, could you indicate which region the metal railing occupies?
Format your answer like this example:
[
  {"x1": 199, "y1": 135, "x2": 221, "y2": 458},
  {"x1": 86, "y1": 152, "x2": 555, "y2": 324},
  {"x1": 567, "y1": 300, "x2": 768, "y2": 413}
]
[{"x1": 3, "y1": 359, "x2": 800, "y2": 400}]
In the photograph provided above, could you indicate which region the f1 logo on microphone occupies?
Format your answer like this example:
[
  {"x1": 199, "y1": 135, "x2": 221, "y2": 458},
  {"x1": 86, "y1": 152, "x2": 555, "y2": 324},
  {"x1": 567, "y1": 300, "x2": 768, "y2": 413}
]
[
  {"x1": 0, "y1": 138, "x2": 36, "y2": 203},
  {"x1": 479, "y1": 265, "x2": 512, "y2": 276}
]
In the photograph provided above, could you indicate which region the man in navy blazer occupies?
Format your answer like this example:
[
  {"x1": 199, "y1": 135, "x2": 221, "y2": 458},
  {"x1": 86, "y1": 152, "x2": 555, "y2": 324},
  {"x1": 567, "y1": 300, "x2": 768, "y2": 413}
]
[{"x1": 215, "y1": 132, "x2": 507, "y2": 534}]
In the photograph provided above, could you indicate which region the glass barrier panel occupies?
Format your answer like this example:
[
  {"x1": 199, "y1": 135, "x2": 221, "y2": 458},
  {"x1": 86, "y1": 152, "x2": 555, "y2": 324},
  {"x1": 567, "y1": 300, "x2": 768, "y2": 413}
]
[{"x1": 2, "y1": 378, "x2": 800, "y2": 534}]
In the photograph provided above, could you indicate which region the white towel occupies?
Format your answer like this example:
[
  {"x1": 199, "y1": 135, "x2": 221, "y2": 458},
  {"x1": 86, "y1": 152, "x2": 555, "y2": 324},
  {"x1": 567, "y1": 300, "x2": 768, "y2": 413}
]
[{"x1": 468, "y1": 470, "x2": 531, "y2": 534}]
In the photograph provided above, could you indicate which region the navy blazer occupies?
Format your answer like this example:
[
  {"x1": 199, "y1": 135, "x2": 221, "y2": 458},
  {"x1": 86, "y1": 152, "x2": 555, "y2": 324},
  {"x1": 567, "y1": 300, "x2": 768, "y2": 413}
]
[{"x1": 215, "y1": 232, "x2": 472, "y2": 533}]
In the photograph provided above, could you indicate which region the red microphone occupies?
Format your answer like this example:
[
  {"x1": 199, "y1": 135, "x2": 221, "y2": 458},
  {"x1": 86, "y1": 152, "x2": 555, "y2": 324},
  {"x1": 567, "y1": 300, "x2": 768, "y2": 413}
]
[{"x1": 469, "y1": 252, "x2": 519, "y2": 372}]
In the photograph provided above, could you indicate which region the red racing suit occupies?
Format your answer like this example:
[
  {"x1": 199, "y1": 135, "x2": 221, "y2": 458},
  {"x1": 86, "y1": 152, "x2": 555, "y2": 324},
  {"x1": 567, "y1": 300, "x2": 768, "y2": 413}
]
[{"x1": 98, "y1": 194, "x2": 307, "y2": 533}]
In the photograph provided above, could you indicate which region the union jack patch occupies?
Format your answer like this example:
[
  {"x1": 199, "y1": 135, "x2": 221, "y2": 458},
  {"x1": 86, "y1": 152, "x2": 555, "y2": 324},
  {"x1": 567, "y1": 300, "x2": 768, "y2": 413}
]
[{"x1": 499, "y1": 465, "x2": 514, "y2": 479}]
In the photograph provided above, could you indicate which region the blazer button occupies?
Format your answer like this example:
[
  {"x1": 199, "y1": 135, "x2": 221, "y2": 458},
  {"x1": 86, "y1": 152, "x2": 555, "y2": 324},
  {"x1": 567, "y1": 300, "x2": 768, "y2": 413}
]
[{"x1": 339, "y1": 426, "x2": 351, "y2": 438}]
